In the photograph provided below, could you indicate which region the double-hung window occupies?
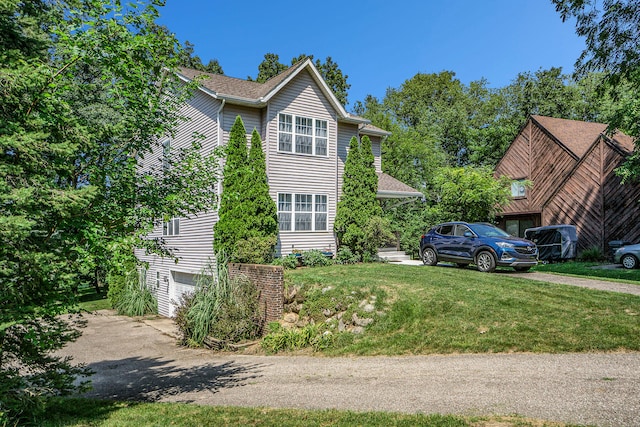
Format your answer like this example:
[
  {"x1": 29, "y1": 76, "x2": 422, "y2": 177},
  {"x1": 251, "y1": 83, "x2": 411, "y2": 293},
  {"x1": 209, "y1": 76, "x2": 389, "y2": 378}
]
[
  {"x1": 278, "y1": 193, "x2": 328, "y2": 231},
  {"x1": 278, "y1": 113, "x2": 328, "y2": 156}
]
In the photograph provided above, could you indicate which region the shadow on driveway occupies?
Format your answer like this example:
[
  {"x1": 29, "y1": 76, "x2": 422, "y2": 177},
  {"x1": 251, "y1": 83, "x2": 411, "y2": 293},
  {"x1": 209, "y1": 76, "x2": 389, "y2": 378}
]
[{"x1": 86, "y1": 357, "x2": 265, "y2": 402}]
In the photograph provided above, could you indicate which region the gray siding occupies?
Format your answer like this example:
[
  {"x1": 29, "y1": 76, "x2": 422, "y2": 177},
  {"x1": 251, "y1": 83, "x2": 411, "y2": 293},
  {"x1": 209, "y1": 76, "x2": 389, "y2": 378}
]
[
  {"x1": 266, "y1": 70, "x2": 339, "y2": 255},
  {"x1": 137, "y1": 90, "x2": 220, "y2": 317}
]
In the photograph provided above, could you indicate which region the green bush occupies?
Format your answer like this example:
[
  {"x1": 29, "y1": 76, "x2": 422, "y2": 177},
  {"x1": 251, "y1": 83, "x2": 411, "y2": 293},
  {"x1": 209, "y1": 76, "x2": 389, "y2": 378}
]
[
  {"x1": 580, "y1": 246, "x2": 605, "y2": 262},
  {"x1": 234, "y1": 235, "x2": 277, "y2": 264},
  {"x1": 261, "y1": 322, "x2": 333, "y2": 354},
  {"x1": 272, "y1": 254, "x2": 299, "y2": 269},
  {"x1": 302, "y1": 249, "x2": 333, "y2": 267},
  {"x1": 106, "y1": 260, "x2": 137, "y2": 309},
  {"x1": 335, "y1": 247, "x2": 360, "y2": 264}
]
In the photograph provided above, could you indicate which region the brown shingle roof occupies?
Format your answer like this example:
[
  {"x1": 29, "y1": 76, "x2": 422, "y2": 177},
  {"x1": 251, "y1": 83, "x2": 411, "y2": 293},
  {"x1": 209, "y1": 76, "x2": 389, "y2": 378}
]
[
  {"x1": 377, "y1": 172, "x2": 423, "y2": 199},
  {"x1": 532, "y1": 115, "x2": 635, "y2": 157},
  {"x1": 178, "y1": 60, "x2": 332, "y2": 106}
]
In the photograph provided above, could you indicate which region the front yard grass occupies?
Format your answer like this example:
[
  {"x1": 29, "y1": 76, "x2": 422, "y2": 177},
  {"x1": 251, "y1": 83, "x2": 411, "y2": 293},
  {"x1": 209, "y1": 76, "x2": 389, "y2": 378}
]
[
  {"x1": 285, "y1": 263, "x2": 640, "y2": 356},
  {"x1": 41, "y1": 398, "x2": 574, "y2": 427},
  {"x1": 534, "y1": 261, "x2": 640, "y2": 284}
]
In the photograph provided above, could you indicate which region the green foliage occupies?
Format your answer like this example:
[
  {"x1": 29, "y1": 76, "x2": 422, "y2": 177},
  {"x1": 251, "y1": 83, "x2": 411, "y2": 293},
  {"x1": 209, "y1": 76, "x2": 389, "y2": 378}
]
[
  {"x1": 112, "y1": 267, "x2": 157, "y2": 317},
  {"x1": 252, "y1": 53, "x2": 351, "y2": 105},
  {"x1": 234, "y1": 236, "x2": 278, "y2": 265},
  {"x1": 272, "y1": 254, "x2": 300, "y2": 269},
  {"x1": 261, "y1": 323, "x2": 333, "y2": 354},
  {"x1": 177, "y1": 40, "x2": 224, "y2": 74},
  {"x1": 0, "y1": 1, "x2": 220, "y2": 422},
  {"x1": 426, "y1": 166, "x2": 512, "y2": 224},
  {"x1": 553, "y1": 0, "x2": 640, "y2": 181},
  {"x1": 214, "y1": 119, "x2": 277, "y2": 263},
  {"x1": 174, "y1": 261, "x2": 263, "y2": 347},
  {"x1": 287, "y1": 264, "x2": 640, "y2": 356},
  {"x1": 335, "y1": 136, "x2": 382, "y2": 257},
  {"x1": 579, "y1": 246, "x2": 606, "y2": 262},
  {"x1": 301, "y1": 249, "x2": 334, "y2": 267},
  {"x1": 335, "y1": 247, "x2": 361, "y2": 264}
]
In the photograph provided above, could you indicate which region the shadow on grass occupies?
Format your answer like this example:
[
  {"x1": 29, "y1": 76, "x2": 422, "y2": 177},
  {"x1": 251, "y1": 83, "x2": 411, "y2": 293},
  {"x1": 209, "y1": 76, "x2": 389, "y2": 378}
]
[{"x1": 83, "y1": 356, "x2": 265, "y2": 402}]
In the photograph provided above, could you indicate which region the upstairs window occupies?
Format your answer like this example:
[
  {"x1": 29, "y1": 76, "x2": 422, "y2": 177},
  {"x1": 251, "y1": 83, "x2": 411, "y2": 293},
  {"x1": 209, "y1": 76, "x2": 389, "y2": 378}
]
[
  {"x1": 278, "y1": 193, "x2": 328, "y2": 232},
  {"x1": 278, "y1": 113, "x2": 328, "y2": 156},
  {"x1": 163, "y1": 217, "x2": 180, "y2": 236},
  {"x1": 511, "y1": 180, "x2": 526, "y2": 198}
]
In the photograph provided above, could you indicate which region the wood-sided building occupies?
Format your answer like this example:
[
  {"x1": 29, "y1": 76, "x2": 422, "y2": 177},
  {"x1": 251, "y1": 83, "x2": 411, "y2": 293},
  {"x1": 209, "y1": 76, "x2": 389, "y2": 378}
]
[{"x1": 494, "y1": 115, "x2": 640, "y2": 254}]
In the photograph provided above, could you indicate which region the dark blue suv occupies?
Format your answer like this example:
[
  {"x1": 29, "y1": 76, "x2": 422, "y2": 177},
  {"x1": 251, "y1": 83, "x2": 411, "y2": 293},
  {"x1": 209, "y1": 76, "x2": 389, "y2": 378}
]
[{"x1": 419, "y1": 222, "x2": 538, "y2": 272}]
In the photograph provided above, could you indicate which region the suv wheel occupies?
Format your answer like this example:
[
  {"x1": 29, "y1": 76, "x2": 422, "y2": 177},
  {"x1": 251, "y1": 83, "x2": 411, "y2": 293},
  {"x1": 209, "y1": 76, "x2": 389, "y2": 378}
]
[
  {"x1": 422, "y1": 248, "x2": 438, "y2": 266},
  {"x1": 476, "y1": 251, "x2": 496, "y2": 273}
]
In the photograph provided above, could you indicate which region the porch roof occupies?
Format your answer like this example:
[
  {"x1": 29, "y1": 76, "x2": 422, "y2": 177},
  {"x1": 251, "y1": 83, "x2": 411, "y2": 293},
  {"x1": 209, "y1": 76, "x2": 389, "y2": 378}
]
[{"x1": 377, "y1": 172, "x2": 423, "y2": 199}]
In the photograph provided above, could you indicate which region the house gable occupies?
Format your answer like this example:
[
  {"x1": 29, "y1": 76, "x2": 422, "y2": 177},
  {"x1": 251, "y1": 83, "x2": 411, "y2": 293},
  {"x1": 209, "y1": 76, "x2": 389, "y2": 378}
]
[{"x1": 496, "y1": 115, "x2": 639, "y2": 253}]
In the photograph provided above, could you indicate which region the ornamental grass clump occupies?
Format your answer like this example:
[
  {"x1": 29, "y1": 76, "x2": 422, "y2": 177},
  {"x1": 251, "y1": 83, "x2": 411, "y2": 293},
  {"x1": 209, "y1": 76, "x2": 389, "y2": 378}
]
[
  {"x1": 112, "y1": 266, "x2": 157, "y2": 317},
  {"x1": 174, "y1": 260, "x2": 263, "y2": 347}
]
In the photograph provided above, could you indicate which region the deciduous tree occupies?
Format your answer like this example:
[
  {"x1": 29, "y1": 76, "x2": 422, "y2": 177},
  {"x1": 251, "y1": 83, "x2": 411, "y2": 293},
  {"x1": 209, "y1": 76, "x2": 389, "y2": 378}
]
[{"x1": 0, "y1": 1, "x2": 218, "y2": 423}]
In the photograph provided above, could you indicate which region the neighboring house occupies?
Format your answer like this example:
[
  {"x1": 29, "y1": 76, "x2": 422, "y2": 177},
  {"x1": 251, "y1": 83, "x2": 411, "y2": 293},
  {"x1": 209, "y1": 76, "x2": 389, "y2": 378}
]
[
  {"x1": 494, "y1": 115, "x2": 640, "y2": 254},
  {"x1": 137, "y1": 59, "x2": 421, "y2": 317}
]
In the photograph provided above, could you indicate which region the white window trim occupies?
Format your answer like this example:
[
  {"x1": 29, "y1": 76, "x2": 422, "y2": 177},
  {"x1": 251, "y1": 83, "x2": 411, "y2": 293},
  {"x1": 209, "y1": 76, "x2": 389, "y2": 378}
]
[
  {"x1": 511, "y1": 179, "x2": 526, "y2": 198},
  {"x1": 277, "y1": 192, "x2": 328, "y2": 232},
  {"x1": 277, "y1": 113, "x2": 329, "y2": 157},
  {"x1": 163, "y1": 217, "x2": 180, "y2": 236}
]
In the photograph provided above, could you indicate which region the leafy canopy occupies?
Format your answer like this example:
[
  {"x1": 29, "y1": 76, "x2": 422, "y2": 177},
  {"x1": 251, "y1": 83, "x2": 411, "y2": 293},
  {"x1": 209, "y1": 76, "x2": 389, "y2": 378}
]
[{"x1": 0, "y1": 0, "x2": 219, "y2": 423}]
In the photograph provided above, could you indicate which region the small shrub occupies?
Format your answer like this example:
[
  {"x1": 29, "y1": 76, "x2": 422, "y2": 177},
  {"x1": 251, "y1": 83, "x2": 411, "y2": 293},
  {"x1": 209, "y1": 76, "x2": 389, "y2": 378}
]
[
  {"x1": 580, "y1": 246, "x2": 605, "y2": 262},
  {"x1": 261, "y1": 323, "x2": 333, "y2": 354},
  {"x1": 272, "y1": 254, "x2": 299, "y2": 269},
  {"x1": 302, "y1": 249, "x2": 333, "y2": 267},
  {"x1": 234, "y1": 235, "x2": 277, "y2": 264},
  {"x1": 335, "y1": 247, "x2": 360, "y2": 264}
]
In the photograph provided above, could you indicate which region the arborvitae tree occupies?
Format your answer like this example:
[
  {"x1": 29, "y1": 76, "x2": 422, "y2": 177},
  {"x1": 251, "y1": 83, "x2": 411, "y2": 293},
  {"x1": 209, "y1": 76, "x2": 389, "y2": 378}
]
[
  {"x1": 214, "y1": 119, "x2": 277, "y2": 262},
  {"x1": 335, "y1": 136, "x2": 384, "y2": 257},
  {"x1": 214, "y1": 116, "x2": 251, "y2": 258},
  {"x1": 237, "y1": 129, "x2": 278, "y2": 262}
]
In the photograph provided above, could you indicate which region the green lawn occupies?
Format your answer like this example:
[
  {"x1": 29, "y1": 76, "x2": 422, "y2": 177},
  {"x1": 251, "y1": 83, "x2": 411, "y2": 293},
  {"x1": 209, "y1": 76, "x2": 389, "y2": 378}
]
[
  {"x1": 534, "y1": 261, "x2": 640, "y2": 284},
  {"x1": 40, "y1": 263, "x2": 626, "y2": 427},
  {"x1": 285, "y1": 263, "x2": 640, "y2": 355},
  {"x1": 41, "y1": 398, "x2": 573, "y2": 427}
]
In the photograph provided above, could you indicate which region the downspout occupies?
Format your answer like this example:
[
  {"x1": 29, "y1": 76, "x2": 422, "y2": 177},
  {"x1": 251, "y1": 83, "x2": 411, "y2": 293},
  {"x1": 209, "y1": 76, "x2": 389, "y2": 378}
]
[{"x1": 217, "y1": 98, "x2": 226, "y2": 203}]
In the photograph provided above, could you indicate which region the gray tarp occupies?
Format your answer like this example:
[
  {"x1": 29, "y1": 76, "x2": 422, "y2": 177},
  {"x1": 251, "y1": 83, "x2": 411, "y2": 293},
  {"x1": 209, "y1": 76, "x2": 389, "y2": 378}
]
[{"x1": 524, "y1": 225, "x2": 578, "y2": 261}]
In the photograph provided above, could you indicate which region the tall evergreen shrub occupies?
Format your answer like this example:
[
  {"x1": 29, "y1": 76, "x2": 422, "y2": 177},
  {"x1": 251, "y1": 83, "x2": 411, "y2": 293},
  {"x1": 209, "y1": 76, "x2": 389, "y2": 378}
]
[
  {"x1": 214, "y1": 118, "x2": 277, "y2": 263},
  {"x1": 335, "y1": 136, "x2": 384, "y2": 256}
]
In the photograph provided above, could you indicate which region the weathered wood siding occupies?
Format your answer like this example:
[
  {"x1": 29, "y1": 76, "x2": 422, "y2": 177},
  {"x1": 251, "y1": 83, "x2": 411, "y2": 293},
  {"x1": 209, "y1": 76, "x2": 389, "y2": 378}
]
[
  {"x1": 603, "y1": 141, "x2": 640, "y2": 246},
  {"x1": 495, "y1": 124, "x2": 531, "y2": 214},
  {"x1": 544, "y1": 142, "x2": 602, "y2": 252},
  {"x1": 266, "y1": 70, "x2": 339, "y2": 255},
  {"x1": 529, "y1": 124, "x2": 578, "y2": 209}
]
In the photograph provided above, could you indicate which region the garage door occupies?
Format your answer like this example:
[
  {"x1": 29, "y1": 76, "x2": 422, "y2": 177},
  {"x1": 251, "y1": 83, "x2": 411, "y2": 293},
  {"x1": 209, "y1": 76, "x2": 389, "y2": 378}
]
[{"x1": 168, "y1": 271, "x2": 197, "y2": 317}]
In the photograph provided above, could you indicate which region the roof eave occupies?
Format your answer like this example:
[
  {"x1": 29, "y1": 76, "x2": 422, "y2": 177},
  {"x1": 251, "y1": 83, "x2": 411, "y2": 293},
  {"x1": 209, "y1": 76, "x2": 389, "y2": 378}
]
[{"x1": 376, "y1": 190, "x2": 424, "y2": 199}]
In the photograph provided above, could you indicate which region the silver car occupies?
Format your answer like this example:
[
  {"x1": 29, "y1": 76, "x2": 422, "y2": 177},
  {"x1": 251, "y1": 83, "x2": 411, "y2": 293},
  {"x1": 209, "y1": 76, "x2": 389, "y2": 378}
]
[{"x1": 614, "y1": 243, "x2": 640, "y2": 269}]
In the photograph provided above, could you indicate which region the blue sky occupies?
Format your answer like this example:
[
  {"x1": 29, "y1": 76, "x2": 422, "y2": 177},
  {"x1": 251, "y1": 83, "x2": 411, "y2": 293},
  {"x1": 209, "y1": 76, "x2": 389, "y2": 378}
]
[{"x1": 156, "y1": 0, "x2": 585, "y2": 108}]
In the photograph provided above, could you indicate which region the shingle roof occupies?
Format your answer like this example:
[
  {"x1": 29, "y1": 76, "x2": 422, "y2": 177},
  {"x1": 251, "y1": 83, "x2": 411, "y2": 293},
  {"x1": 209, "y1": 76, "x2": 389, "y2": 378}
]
[
  {"x1": 178, "y1": 62, "x2": 305, "y2": 102},
  {"x1": 532, "y1": 115, "x2": 635, "y2": 157},
  {"x1": 377, "y1": 172, "x2": 423, "y2": 199}
]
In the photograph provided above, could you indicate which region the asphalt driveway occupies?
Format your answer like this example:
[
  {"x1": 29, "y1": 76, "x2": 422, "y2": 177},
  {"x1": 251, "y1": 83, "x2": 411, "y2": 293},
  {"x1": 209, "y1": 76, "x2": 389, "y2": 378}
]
[{"x1": 58, "y1": 309, "x2": 640, "y2": 427}]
